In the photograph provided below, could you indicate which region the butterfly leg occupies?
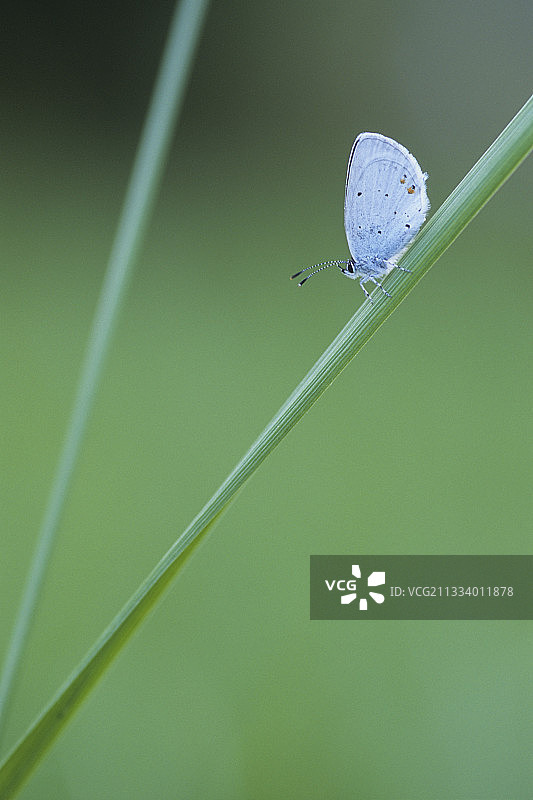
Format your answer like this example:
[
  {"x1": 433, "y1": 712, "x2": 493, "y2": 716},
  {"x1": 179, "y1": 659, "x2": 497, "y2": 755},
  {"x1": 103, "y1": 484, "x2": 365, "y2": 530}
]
[
  {"x1": 359, "y1": 279, "x2": 373, "y2": 302},
  {"x1": 368, "y1": 277, "x2": 391, "y2": 298},
  {"x1": 393, "y1": 263, "x2": 412, "y2": 273}
]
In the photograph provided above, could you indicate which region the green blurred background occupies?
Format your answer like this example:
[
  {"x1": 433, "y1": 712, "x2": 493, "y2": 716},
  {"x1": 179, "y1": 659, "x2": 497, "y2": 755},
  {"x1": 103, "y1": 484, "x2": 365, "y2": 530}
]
[{"x1": 2, "y1": 1, "x2": 532, "y2": 797}]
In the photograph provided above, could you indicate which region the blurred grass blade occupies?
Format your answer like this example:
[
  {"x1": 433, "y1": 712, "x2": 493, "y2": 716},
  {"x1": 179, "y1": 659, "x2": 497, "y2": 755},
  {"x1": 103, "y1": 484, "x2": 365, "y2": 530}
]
[
  {"x1": 0, "y1": 513, "x2": 220, "y2": 800},
  {"x1": 0, "y1": 0, "x2": 211, "y2": 748},
  {"x1": 1, "y1": 94, "x2": 532, "y2": 798}
]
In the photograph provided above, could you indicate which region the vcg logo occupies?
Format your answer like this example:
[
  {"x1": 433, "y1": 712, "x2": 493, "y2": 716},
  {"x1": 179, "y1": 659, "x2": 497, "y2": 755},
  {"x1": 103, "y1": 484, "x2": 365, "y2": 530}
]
[{"x1": 325, "y1": 564, "x2": 386, "y2": 611}]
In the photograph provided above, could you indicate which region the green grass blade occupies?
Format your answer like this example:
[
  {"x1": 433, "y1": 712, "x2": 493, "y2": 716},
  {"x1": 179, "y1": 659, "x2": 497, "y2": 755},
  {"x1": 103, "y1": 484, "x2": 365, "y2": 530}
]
[
  {"x1": 0, "y1": 0, "x2": 211, "y2": 749},
  {"x1": 0, "y1": 94, "x2": 531, "y2": 799},
  {"x1": 0, "y1": 514, "x2": 220, "y2": 800}
]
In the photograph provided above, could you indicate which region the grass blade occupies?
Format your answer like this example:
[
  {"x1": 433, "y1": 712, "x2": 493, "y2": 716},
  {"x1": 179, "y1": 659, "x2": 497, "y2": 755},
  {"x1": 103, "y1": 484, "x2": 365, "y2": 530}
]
[
  {"x1": 0, "y1": 93, "x2": 531, "y2": 798},
  {"x1": 0, "y1": 0, "x2": 211, "y2": 749}
]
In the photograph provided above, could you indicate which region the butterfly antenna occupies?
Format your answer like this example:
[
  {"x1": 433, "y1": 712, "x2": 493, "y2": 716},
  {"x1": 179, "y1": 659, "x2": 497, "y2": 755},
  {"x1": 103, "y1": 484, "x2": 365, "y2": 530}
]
[{"x1": 290, "y1": 260, "x2": 350, "y2": 287}]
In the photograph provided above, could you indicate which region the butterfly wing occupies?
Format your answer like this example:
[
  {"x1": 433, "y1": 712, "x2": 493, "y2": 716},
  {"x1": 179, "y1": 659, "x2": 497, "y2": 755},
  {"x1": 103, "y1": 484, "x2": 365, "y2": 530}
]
[{"x1": 344, "y1": 132, "x2": 429, "y2": 263}]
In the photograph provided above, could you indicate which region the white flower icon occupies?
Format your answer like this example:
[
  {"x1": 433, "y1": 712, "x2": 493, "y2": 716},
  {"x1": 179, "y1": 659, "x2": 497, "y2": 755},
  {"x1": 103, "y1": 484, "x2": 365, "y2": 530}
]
[{"x1": 341, "y1": 564, "x2": 386, "y2": 610}]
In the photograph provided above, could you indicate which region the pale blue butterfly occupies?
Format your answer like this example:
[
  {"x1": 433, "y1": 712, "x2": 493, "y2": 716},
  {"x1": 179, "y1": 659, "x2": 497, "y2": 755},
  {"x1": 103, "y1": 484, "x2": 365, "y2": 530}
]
[{"x1": 291, "y1": 132, "x2": 430, "y2": 301}]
